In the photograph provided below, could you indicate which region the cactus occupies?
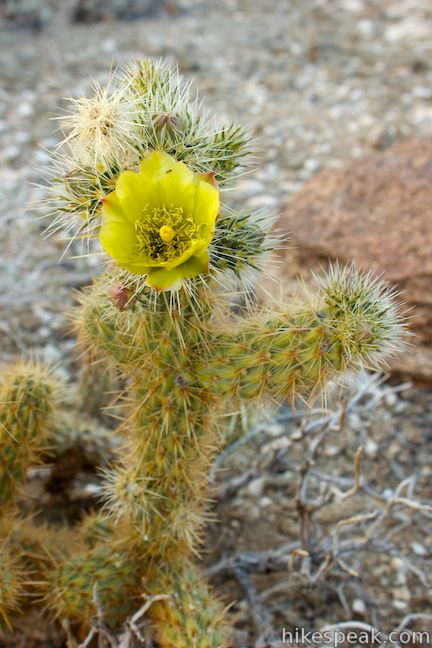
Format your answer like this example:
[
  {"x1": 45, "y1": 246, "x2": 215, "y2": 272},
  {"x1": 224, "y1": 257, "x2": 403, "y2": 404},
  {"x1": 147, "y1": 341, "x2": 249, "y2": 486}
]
[
  {"x1": 0, "y1": 362, "x2": 59, "y2": 512},
  {"x1": 0, "y1": 362, "x2": 62, "y2": 628},
  {"x1": 146, "y1": 561, "x2": 230, "y2": 648},
  {"x1": 0, "y1": 549, "x2": 24, "y2": 630},
  {"x1": 0, "y1": 58, "x2": 404, "y2": 644},
  {"x1": 49, "y1": 542, "x2": 143, "y2": 627}
]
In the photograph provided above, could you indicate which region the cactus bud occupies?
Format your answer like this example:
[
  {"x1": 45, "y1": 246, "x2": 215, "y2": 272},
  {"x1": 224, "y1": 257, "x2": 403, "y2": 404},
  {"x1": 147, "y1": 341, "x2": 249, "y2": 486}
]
[
  {"x1": 153, "y1": 112, "x2": 184, "y2": 139},
  {"x1": 107, "y1": 282, "x2": 134, "y2": 310}
]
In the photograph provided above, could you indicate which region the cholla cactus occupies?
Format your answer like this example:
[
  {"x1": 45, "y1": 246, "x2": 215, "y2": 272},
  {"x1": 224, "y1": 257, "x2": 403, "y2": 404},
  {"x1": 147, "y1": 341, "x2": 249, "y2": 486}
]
[
  {"x1": 0, "y1": 362, "x2": 60, "y2": 628},
  {"x1": 35, "y1": 59, "x2": 407, "y2": 645},
  {"x1": 0, "y1": 362, "x2": 59, "y2": 512}
]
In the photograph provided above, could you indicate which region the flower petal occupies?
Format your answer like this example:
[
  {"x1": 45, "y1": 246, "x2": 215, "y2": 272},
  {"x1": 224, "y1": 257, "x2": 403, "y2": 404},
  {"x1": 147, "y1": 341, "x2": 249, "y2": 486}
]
[
  {"x1": 182, "y1": 248, "x2": 210, "y2": 277},
  {"x1": 157, "y1": 159, "x2": 196, "y2": 212},
  {"x1": 193, "y1": 177, "x2": 219, "y2": 245},
  {"x1": 146, "y1": 249, "x2": 210, "y2": 291},
  {"x1": 99, "y1": 219, "x2": 137, "y2": 265},
  {"x1": 101, "y1": 192, "x2": 126, "y2": 223},
  {"x1": 162, "y1": 239, "x2": 201, "y2": 270},
  {"x1": 139, "y1": 150, "x2": 178, "y2": 180},
  {"x1": 145, "y1": 266, "x2": 184, "y2": 291},
  {"x1": 115, "y1": 170, "x2": 159, "y2": 223}
]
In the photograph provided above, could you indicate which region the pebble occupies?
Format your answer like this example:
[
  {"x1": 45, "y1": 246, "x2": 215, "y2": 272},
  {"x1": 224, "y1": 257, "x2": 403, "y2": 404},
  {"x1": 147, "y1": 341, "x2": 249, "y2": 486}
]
[
  {"x1": 365, "y1": 439, "x2": 379, "y2": 457},
  {"x1": 247, "y1": 477, "x2": 265, "y2": 498},
  {"x1": 259, "y1": 496, "x2": 273, "y2": 508},
  {"x1": 101, "y1": 39, "x2": 117, "y2": 54},
  {"x1": 348, "y1": 413, "x2": 363, "y2": 430},
  {"x1": 323, "y1": 444, "x2": 340, "y2": 457},
  {"x1": 352, "y1": 599, "x2": 367, "y2": 615},
  {"x1": 38, "y1": 326, "x2": 52, "y2": 339},
  {"x1": 411, "y1": 542, "x2": 427, "y2": 556},
  {"x1": 41, "y1": 343, "x2": 62, "y2": 363},
  {"x1": 393, "y1": 587, "x2": 410, "y2": 601},
  {"x1": 15, "y1": 131, "x2": 31, "y2": 144},
  {"x1": 393, "y1": 599, "x2": 409, "y2": 611},
  {"x1": 3, "y1": 145, "x2": 20, "y2": 161},
  {"x1": 16, "y1": 103, "x2": 34, "y2": 118},
  {"x1": 356, "y1": 19, "x2": 375, "y2": 38},
  {"x1": 265, "y1": 422, "x2": 284, "y2": 437},
  {"x1": 383, "y1": 488, "x2": 394, "y2": 500},
  {"x1": 303, "y1": 158, "x2": 321, "y2": 173},
  {"x1": 384, "y1": 392, "x2": 398, "y2": 407}
]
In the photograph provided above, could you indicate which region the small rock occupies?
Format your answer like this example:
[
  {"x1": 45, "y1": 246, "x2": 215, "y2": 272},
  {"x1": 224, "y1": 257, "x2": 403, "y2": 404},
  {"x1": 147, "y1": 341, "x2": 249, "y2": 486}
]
[
  {"x1": 352, "y1": 599, "x2": 367, "y2": 615},
  {"x1": 3, "y1": 145, "x2": 20, "y2": 161},
  {"x1": 411, "y1": 542, "x2": 427, "y2": 556},
  {"x1": 384, "y1": 392, "x2": 398, "y2": 407},
  {"x1": 365, "y1": 439, "x2": 379, "y2": 457},
  {"x1": 393, "y1": 599, "x2": 409, "y2": 611},
  {"x1": 15, "y1": 131, "x2": 31, "y2": 145},
  {"x1": 304, "y1": 158, "x2": 321, "y2": 173},
  {"x1": 16, "y1": 103, "x2": 34, "y2": 118},
  {"x1": 38, "y1": 326, "x2": 52, "y2": 339},
  {"x1": 356, "y1": 19, "x2": 375, "y2": 38},
  {"x1": 265, "y1": 422, "x2": 284, "y2": 437},
  {"x1": 323, "y1": 444, "x2": 340, "y2": 457},
  {"x1": 101, "y1": 39, "x2": 117, "y2": 54},
  {"x1": 42, "y1": 344, "x2": 62, "y2": 363},
  {"x1": 392, "y1": 587, "x2": 411, "y2": 602},
  {"x1": 247, "y1": 477, "x2": 265, "y2": 498},
  {"x1": 259, "y1": 496, "x2": 273, "y2": 508}
]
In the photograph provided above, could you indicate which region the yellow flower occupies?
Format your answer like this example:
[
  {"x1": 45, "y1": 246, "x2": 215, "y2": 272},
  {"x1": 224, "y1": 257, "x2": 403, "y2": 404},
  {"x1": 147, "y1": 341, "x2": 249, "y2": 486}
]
[{"x1": 100, "y1": 151, "x2": 219, "y2": 290}]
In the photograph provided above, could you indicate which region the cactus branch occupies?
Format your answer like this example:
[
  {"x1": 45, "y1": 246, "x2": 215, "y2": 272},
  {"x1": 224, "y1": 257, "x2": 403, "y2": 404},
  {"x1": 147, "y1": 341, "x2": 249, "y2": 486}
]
[{"x1": 198, "y1": 264, "x2": 405, "y2": 404}]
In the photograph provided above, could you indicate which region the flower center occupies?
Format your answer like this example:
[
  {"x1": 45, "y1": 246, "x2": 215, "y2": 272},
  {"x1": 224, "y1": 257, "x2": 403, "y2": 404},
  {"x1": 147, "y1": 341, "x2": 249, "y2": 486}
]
[
  {"x1": 159, "y1": 224, "x2": 176, "y2": 244},
  {"x1": 134, "y1": 206, "x2": 198, "y2": 263}
]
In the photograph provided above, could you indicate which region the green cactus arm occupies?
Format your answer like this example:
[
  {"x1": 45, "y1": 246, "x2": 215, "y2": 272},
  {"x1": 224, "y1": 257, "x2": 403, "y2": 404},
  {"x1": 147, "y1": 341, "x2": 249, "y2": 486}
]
[
  {"x1": 197, "y1": 265, "x2": 405, "y2": 403},
  {"x1": 102, "y1": 390, "x2": 221, "y2": 561},
  {"x1": 0, "y1": 549, "x2": 23, "y2": 631},
  {"x1": 0, "y1": 363, "x2": 60, "y2": 511},
  {"x1": 48, "y1": 543, "x2": 143, "y2": 627},
  {"x1": 0, "y1": 515, "x2": 71, "y2": 631},
  {"x1": 46, "y1": 530, "x2": 230, "y2": 644},
  {"x1": 146, "y1": 561, "x2": 230, "y2": 648}
]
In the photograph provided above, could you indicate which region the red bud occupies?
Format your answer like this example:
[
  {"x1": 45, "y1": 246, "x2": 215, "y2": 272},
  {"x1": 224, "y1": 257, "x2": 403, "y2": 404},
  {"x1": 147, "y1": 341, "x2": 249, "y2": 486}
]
[{"x1": 108, "y1": 282, "x2": 134, "y2": 310}]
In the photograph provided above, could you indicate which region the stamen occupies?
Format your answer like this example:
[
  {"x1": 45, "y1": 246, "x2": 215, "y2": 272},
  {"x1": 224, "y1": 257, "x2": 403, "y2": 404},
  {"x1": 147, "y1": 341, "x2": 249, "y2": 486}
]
[{"x1": 134, "y1": 206, "x2": 198, "y2": 263}]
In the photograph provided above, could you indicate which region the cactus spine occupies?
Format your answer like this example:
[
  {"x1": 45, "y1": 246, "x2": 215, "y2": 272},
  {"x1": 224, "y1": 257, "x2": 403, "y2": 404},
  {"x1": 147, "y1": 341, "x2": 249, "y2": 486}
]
[{"x1": 0, "y1": 59, "x2": 404, "y2": 644}]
